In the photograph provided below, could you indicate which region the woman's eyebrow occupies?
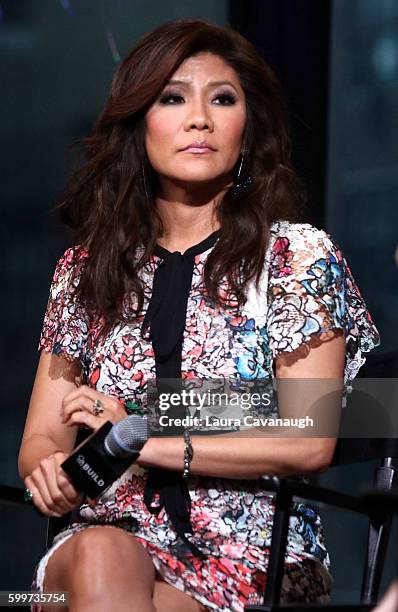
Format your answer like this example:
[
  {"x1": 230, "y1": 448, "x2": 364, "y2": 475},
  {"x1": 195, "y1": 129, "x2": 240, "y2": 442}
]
[{"x1": 166, "y1": 79, "x2": 239, "y2": 92}]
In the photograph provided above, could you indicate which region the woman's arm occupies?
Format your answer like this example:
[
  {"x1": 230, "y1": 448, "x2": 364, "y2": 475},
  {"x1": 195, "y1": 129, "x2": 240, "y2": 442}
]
[
  {"x1": 19, "y1": 350, "x2": 129, "y2": 516},
  {"x1": 18, "y1": 351, "x2": 81, "y2": 480},
  {"x1": 137, "y1": 333, "x2": 346, "y2": 479}
]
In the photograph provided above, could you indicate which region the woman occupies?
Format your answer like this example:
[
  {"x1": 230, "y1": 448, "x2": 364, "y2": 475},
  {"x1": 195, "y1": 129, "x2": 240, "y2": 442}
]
[{"x1": 18, "y1": 19, "x2": 380, "y2": 612}]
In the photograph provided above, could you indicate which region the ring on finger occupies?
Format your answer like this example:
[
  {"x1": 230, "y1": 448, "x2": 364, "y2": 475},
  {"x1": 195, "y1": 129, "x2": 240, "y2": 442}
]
[
  {"x1": 24, "y1": 488, "x2": 34, "y2": 502},
  {"x1": 92, "y1": 398, "x2": 104, "y2": 416}
]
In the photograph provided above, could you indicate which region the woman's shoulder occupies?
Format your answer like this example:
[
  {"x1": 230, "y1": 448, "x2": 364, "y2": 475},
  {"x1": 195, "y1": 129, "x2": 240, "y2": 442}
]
[
  {"x1": 53, "y1": 244, "x2": 89, "y2": 274},
  {"x1": 266, "y1": 219, "x2": 381, "y2": 380},
  {"x1": 270, "y1": 219, "x2": 333, "y2": 243},
  {"x1": 49, "y1": 244, "x2": 89, "y2": 295},
  {"x1": 57, "y1": 244, "x2": 89, "y2": 266},
  {"x1": 268, "y1": 219, "x2": 339, "y2": 262}
]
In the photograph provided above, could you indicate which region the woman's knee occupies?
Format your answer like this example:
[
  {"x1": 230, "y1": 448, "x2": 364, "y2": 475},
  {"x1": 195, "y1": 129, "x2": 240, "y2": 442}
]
[
  {"x1": 45, "y1": 526, "x2": 156, "y2": 595},
  {"x1": 73, "y1": 527, "x2": 154, "y2": 568}
]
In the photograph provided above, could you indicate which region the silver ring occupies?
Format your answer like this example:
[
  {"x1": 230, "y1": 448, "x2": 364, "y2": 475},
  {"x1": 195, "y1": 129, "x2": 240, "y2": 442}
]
[
  {"x1": 24, "y1": 488, "x2": 34, "y2": 502},
  {"x1": 92, "y1": 398, "x2": 104, "y2": 416}
]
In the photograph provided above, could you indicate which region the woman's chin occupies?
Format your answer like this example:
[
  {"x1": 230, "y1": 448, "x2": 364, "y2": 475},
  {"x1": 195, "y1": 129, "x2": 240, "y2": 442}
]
[{"x1": 165, "y1": 173, "x2": 233, "y2": 189}]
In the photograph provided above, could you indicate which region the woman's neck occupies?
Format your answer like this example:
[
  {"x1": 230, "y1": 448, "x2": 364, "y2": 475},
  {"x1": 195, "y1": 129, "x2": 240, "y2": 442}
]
[
  {"x1": 156, "y1": 224, "x2": 220, "y2": 253},
  {"x1": 154, "y1": 176, "x2": 231, "y2": 251},
  {"x1": 155, "y1": 199, "x2": 221, "y2": 252}
]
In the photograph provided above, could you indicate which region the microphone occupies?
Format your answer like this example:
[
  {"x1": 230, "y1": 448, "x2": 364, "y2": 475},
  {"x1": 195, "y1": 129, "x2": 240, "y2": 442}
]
[
  {"x1": 60, "y1": 415, "x2": 148, "y2": 499},
  {"x1": 104, "y1": 415, "x2": 148, "y2": 459}
]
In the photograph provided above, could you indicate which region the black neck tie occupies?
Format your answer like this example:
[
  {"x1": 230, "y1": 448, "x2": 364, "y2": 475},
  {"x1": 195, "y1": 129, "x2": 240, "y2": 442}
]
[{"x1": 140, "y1": 230, "x2": 221, "y2": 559}]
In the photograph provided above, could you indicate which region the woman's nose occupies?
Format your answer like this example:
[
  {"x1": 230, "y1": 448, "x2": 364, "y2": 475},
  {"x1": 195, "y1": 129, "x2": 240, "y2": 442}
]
[{"x1": 184, "y1": 99, "x2": 214, "y2": 131}]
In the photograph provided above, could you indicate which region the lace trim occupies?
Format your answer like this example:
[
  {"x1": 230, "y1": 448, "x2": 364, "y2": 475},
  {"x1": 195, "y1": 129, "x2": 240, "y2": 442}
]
[
  {"x1": 274, "y1": 327, "x2": 345, "y2": 368},
  {"x1": 38, "y1": 341, "x2": 81, "y2": 364}
]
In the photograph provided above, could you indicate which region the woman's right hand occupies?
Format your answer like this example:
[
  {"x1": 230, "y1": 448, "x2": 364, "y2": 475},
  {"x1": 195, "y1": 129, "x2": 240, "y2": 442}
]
[{"x1": 24, "y1": 451, "x2": 84, "y2": 517}]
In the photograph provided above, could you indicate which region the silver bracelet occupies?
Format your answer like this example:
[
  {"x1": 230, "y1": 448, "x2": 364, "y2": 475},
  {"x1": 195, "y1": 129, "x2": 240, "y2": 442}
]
[{"x1": 182, "y1": 429, "x2": 193, "y2": 479}]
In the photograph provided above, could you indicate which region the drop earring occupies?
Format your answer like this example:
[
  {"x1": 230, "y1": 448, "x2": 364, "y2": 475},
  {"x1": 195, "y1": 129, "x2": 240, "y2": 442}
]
[{"x1": 231, "y1": 149, "x2": 253, "y2": 198}]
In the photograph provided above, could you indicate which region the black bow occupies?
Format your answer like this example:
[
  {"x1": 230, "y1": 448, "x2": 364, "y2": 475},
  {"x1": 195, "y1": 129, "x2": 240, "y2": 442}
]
[{"x1": 140, "y1": 230, "x2": 221, "y2": 559}]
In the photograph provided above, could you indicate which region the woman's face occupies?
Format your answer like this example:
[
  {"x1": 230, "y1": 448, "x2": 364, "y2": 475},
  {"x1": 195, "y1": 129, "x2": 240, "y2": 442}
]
[{"x1": 145, "y1": 52, "x2": 247, "y2": 194}]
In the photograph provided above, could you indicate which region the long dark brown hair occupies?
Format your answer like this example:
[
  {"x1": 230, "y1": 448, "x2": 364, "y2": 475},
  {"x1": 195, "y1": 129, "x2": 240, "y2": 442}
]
[{"x1": 58, "y1": 19, "x2": 306, "y2": 336}]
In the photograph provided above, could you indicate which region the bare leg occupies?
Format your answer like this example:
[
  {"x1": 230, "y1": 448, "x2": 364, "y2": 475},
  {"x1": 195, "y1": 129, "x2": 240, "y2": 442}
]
[
  {"x1": 153, "y1": 572, "x2": 211, "y2": 612},
  {"x1": 43, "y1": 526, "x2": 157, "y2": 612}
]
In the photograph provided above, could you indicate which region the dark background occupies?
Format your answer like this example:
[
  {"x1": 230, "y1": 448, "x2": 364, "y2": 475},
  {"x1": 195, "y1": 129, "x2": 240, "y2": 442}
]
[{"x1": 2, "y1": 0, "x2": 398, "y2": 603}]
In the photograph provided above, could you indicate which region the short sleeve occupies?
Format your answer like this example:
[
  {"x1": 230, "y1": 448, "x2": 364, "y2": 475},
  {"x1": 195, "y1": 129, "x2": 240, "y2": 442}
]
[
  {"x1": 266, "y1": 222, "x2": 381, "y2": 384},
  {"x1": 38, "y1": 246, "x2": 90, "y2": 363}
]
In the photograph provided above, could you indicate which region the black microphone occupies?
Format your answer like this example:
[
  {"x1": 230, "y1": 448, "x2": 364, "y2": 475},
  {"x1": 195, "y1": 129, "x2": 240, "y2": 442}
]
[{"x1": 60, "y1": 415, "x2": 148, "y2": 499}]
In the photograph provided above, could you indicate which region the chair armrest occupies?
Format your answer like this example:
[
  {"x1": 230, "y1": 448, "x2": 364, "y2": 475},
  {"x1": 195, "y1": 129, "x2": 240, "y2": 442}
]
[
  {"x1": 0, "y1": 485, "x2": 28, "y2": 505},
  {"x1": 361, "y1": 489, "x2": 398, "y2": 514},
  {"x1": 259, "y1": 476, "x2": 373, "y2": 516}
]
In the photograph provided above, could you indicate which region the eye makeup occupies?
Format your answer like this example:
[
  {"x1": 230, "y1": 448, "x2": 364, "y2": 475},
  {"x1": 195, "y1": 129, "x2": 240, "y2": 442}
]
[{"x1": 158, "y1": 90, "x2": 237, "y2": 106}]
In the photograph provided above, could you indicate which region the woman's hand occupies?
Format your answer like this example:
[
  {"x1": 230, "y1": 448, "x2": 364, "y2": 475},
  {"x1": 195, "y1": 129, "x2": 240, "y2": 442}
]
[
  {"x1": 24, "y1": 451, "x2": 84, "y2": 517},
  {"x1": 60, "y1": 385, "x2": 127, "y2": 432}
]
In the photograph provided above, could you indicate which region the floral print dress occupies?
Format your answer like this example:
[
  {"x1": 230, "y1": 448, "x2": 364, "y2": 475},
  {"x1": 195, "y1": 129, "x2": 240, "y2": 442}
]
[{"x1": 30, "y1": 220, "x2": 380, "y2": 611}]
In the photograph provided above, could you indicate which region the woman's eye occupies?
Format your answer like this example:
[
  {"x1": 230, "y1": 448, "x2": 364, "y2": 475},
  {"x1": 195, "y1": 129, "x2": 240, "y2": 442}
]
[
  {"x1": 159, "y1": 94, "x2": 184, "y2": 105},
  {"x1": 213, "y1": 93, "x2": 236, "y2": 105},
  {"x1": 158, "y1": 92, "x2": 236, "y2": 106}
]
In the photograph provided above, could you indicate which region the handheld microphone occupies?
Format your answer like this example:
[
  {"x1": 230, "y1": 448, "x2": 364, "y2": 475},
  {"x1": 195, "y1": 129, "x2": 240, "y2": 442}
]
[{"x1": 60, "y1": 415, "x2": 148, "y2": 499}]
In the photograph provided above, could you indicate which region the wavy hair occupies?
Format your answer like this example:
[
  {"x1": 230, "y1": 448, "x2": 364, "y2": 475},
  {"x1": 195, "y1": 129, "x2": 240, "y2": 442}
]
[{"x1": 57, "y1": 19, "x2": 307, "y2": 336}]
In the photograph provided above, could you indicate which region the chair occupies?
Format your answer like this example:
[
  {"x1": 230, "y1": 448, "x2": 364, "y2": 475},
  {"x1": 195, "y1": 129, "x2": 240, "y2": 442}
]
[{"x1": 245, "y1": 348, "x2": 398, "y2": 611}]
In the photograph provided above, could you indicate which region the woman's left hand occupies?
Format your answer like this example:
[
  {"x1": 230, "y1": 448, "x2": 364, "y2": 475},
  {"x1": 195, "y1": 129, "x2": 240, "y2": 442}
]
[{"x1": 61, "y1": 385, "x2": 127, "y2": 432}]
